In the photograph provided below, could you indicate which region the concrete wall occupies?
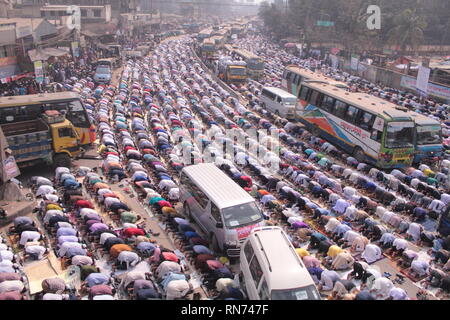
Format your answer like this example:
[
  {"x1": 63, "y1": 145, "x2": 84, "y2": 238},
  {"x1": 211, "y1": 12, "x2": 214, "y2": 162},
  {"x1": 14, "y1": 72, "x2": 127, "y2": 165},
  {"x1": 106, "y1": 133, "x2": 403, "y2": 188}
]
[{"x1": 338, "y1": 55, "x2": 450, "y2": 102}]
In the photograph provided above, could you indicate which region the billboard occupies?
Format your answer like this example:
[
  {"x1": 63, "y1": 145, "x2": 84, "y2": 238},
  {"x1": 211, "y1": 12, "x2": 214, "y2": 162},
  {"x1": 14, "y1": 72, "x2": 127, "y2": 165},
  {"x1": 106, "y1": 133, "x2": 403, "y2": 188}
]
[{"x1": 401, "y1": 75, "x2": 450, "y2": 102}]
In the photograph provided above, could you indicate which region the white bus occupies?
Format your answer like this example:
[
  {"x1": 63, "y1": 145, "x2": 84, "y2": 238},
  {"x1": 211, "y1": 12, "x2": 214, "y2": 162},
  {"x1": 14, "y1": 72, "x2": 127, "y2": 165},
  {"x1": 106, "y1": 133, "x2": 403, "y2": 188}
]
[
  {"x1": 240, "y1": 226, "x2": 320, "y2": 300},
  {"x1": 260, "y1": 86, "x2": 298, "y2": 120},
  {"x1": 297, "y1": 80, "x2": 416, "y2": 169},
  {"x1": 180, "y1": 163, "x2": 265, "y2": 257}
]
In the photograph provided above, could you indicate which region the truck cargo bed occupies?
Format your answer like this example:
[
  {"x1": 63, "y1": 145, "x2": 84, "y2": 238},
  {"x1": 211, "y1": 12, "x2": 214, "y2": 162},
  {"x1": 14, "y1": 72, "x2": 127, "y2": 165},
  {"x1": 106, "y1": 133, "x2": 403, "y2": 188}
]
[
  {"x1": 1, "y1": 120, "x2": 52, "y2": 163},
  {"x1": 1, "y1": 119, "x2": 48, "y2": 136}
]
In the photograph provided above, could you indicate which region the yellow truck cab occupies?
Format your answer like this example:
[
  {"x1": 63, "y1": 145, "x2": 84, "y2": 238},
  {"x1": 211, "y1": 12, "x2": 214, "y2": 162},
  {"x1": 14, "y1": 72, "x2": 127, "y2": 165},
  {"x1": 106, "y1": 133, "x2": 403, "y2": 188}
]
[{"x1": 50, "y1": 119, "x2": 83, "y2": 159}]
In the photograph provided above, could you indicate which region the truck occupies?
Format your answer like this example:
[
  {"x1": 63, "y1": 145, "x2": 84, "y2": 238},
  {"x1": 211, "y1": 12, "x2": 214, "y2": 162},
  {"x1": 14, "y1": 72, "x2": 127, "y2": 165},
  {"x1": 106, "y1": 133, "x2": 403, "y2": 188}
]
[
  {"x1": 199, "y1": 38, "x2": 216, "y2": 60},
  {"x1": 1, "y1": 112, "x2": 83, "y2": 169},
  {"x1": 103, "y1": 44, "x2": 122, "y2": 68},
  {"x1": 217, "y1": 58, "x2": 247, "y2": 84}
]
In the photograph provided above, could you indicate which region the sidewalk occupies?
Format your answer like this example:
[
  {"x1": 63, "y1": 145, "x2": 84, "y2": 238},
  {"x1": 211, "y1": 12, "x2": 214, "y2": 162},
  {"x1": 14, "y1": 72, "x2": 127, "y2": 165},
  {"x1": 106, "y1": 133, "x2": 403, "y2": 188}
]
[{"x1": 0, "y1": 200, "x2": 36, "y2": 226}]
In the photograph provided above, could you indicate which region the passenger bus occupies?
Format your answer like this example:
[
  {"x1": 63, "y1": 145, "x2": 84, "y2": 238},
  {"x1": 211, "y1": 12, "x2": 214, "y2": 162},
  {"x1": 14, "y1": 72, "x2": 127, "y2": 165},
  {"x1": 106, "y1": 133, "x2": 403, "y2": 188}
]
[
  {"x1": 282, "y1": 65, "x2": 349, "y2": 98},
  {"x1": 231, "y1": 48, "x2": 264, "y2": 81},
  {"x1": 296, "y1": 81, "x2": 415, "y2": 169},
  {"x1": 214, "y1": 28, "x2": 230, "y2": 40},
  {"x1": 200, "y1": 38, "x2": 216, "y2": 59},
  {"x1": 197, "y1": 28, "x2": 213, "y2": 42},
  {"x1": 409, "y1": 112, "x2": 443, "y2": 163},
  {"x1": 210, "y1": 35, "x2": 225, "y2": 49},
  {"x1": 0, "y1": 92, "x2": 95, "y2": 145}
]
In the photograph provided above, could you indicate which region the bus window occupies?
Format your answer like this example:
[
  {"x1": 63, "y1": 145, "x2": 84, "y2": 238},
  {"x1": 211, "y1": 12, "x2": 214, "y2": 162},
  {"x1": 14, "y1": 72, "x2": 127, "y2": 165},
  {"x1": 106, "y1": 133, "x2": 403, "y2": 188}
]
[
  {"x1": 286, "y1": 72, "x2": 293, "y2": 81},
  {"x1": 299, "y1": 86, "x2": 309, "y2": 101},
  {"x1": 309, "y1": 90, "x2": 321, "y2": 106},
  {"x1": 321, "y1": 96, "x2": 335, "y2": 113},
  {"x1": 333, "y1": 100, "x2": 348, "y2": 119},
  {"x1": 345, "y1": 105, "x2": 359, "y2": 124},
  {"x1": 295, "y1": 75, "x2": 302, "y2": 85},
  {"x1": 358, "y1": 111, "x2": 375, "y2": 131},
  {"x1": 371, "y1": 130, "x2": 383, "y2": 142}
]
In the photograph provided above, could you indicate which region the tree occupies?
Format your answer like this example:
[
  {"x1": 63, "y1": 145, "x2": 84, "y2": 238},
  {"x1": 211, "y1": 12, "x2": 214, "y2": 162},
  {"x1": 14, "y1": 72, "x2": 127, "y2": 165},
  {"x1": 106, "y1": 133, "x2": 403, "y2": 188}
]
[{"x1": 387, "y1": 8, "x2": 427, "y2": 52}]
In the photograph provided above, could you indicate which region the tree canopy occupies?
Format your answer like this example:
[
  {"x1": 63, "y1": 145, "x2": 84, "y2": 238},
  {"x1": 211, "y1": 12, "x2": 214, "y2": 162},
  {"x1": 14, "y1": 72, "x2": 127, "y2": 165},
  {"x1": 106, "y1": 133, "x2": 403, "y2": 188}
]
[{"x1": 259, "y1": 0, "x2": 448, "y2": 53}]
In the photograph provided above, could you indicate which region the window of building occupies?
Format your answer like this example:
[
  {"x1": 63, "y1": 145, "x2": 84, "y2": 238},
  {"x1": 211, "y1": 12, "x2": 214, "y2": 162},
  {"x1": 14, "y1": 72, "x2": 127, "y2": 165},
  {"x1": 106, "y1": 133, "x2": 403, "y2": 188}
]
[
  {"x1": 50, "y1": 11, "x2": 56, "y2": 17},
  {"x1": 0, "y1": 46, "x2": 7, "y2": 58},
  {"x1": 81, "y1": 9, "x2": 87, "y2": 17},
  {"x1": 93, "y1": 9, "x2": 101, "y2": 17}
]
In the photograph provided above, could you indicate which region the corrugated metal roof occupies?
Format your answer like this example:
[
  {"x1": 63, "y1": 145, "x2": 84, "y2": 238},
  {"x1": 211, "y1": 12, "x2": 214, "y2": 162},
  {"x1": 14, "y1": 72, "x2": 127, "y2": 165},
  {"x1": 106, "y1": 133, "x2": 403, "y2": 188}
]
[{"x1": 182, "y1": 163, "x2": 255, "y2": 209}]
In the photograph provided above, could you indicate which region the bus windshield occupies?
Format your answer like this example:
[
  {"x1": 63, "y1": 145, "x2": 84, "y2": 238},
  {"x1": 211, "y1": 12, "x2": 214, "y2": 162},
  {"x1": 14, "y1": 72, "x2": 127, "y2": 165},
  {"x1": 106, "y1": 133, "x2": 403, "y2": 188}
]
[
  {"x1": 96, "y1": 66, "x2": 111, "y2": 75},
  {"x1": 222, "y1": 202, "x2": 263, "y2": 229},
  {"x1": 248, "y1": 59, "x2": 264, "y2": 70},
  {"x1": 385, "y1": 122, "x2": 414, "y2": 148},
  {"x1": 229, "y1": 67, "x2": 246, "y2": 76},
  {"x1": 271, "y1": 285, "x2": 321, "y2": 300},
  {"x1": 417, "y1": 125, "x2": 442, "y2": 145}
]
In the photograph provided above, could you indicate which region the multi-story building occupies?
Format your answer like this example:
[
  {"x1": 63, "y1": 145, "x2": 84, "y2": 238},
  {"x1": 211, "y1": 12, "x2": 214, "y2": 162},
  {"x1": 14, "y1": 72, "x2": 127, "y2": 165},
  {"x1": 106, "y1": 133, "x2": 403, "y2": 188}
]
[{"x1": 40, "y1": 4, "x2": 111, "y2": 23}]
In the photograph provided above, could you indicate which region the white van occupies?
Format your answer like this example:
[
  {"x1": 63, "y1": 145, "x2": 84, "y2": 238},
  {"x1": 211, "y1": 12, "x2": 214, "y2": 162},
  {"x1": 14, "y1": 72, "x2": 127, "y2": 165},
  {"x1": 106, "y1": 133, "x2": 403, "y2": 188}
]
[
  {"x1": 260, "y1": 86, "x2": 298, "y2": 120},
  {"x1": 180, "y1": 163, "x2": 265, "y2": 257},
  {"x1": 240, "y1": 226, "x2": 321, "y2": 300}
]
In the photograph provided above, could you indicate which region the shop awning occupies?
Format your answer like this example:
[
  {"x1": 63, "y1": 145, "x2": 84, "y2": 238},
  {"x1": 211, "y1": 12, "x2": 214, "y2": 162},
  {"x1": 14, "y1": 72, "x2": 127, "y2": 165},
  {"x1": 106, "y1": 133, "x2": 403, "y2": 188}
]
[
  {"x1": 0, "y1": 64, "x2": 20, "y2": 82},
  {"x1": 28, "y1": 47, "x2": 70, "y2": 62},
  {"x1": 0, "y1": 71, "x2": 34, "y2": 84}
]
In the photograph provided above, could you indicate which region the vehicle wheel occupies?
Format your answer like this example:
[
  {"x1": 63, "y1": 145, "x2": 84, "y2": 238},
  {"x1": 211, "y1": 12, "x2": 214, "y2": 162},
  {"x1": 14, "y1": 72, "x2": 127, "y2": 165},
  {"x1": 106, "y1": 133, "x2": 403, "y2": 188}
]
[
  {"x1": 183, "y1": 202, "x2": 194, "y2": 222},
  {"x1": 53, "y1": 153, "x2": 71, "y2": 168},
  {"x1": 353, "y1": 147, "x2": 365, "y2": 163},
  {"x1": 210, "y1": 233, "x2": 221, "y2": 253}
]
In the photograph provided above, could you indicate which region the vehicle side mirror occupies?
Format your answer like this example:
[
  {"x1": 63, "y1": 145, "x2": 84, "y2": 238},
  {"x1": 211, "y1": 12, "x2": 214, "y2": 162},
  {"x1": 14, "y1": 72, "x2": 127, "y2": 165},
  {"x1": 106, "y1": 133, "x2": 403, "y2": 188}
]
[{"x1": 216, "y1": 222, "x2": 223, "y2": 228}]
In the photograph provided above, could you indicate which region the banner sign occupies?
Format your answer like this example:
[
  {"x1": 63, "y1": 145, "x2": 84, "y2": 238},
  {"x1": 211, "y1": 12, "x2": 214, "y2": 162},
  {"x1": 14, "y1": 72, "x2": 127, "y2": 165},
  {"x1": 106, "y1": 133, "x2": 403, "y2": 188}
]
[
  {"x1": 416, "y1": 65, "x2": 430, "y2": 95},
  {"x1": 34, "y1": 60, "x2": 44, "y2": 84},
  {"x1": 401, "y1": 75, "x2": 450, "y2": 101}
]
